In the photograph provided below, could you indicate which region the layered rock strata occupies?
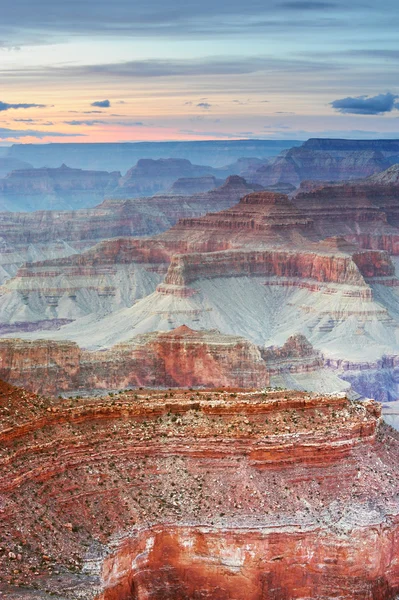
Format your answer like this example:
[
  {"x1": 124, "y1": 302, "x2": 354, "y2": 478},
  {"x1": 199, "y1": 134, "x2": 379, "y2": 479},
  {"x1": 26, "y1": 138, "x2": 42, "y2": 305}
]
[
  {"x1": 0, "y1": 175, "x2": 257, "y2": 285},
  {"x1": 244, "y1": 138, "x2": 399, "y2": 188},
  {"x1": 0, "y1": 326, "x2": 270, "y2": 394},
  {"x1": 1, "y1": 382, "x2": 399, "y2": 599}
]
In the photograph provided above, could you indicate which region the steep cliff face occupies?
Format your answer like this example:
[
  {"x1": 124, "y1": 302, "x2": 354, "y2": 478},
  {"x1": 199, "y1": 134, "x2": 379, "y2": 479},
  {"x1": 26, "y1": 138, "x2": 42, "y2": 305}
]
[
  {"x1": 0, "y1": 327, "x2": 270, "y2": 394},
  {"x1": 1, "y1": 382, "x2": 399, "y2": 599},
  {"x1": 294, "y1": 184, "x2": 399, "y2": 253},
  {"x1": 0, "y1": 164, "x2": 121, "y2": 211},
  {"x1": 0, "y1": 328, "x2": 350, "y2": 396},
  {"x1": 162, "y1": 247, "x2": 392, "y2": 289}
]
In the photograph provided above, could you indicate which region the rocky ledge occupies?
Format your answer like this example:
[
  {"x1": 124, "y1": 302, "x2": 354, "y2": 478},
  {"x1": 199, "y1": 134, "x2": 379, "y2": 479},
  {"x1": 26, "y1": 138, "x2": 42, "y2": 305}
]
[{"x1": 1, "y1": 381, "x2": 399, "y2": 599}]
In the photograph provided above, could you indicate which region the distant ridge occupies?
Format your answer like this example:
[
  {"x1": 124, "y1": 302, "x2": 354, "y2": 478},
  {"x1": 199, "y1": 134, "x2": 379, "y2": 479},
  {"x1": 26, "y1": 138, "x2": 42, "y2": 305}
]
[{"x1": 6, "y1": 140, "x2": 302, "y2": 171}]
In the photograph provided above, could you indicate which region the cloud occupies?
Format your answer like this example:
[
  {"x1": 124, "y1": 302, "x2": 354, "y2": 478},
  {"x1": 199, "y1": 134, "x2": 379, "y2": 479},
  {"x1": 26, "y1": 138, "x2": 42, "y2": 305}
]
[
  {"x1": 197, "y1": 102, "x2": 212, "y2": 109},
  {"x1": 0, "y1": 0, "x2": 355, "y2": 45},
  {"x1": 65, "y1": 119, "x2": 145, "y2": 127},
  {"x1": 91, "y1": 99, "x2": 110, "y2": 108},
  {"x1": 65, "y1": 119, "x2": 107, "y2": 126},
  {"x1": 331, "y1": 92, "x2": 399, "y2": 115},
  {"x1": 0, "y1": 127, "x2": 84, "y2": 139},
  {"x1": 0, "y1": 101, "x2": 46, "y2": 112},
  {"x1": 279, "y1": 1, "x2": 337, "y2": 9}
]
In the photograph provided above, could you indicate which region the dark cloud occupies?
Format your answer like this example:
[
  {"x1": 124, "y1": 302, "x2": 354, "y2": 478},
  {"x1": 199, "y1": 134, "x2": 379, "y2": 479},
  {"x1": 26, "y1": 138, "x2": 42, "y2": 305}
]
[
  {"x1": 0, "y1": 127, "x2": 84, "y2": 139},
  {"x1": 197, "y1": 102, "x2": 212, "y2": 109},
  {"x1": 0, "y1": 0, "x2": 351, "y2": 42},
  {"x1": 91, "y1": 99, "x2": 110, "y2": 108},
  {"x1": 0, "y1": 101, "x2": 46, "y2": 112},
  {"x1": 331, "y1": 92, "x2": 399, "y2": 115}
]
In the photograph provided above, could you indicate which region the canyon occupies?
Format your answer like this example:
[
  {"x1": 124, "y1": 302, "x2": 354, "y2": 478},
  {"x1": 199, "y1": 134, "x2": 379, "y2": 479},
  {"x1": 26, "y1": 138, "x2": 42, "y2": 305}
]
[
  {"x1": 0, "y1": 175, "x2": 258, "y2": 284},
  {"x1": 1, "y1": 381, "x2": 399, "y2": 599},
  {"x1": 1, "y1": 183, "x2": 399, "y2": 399}
]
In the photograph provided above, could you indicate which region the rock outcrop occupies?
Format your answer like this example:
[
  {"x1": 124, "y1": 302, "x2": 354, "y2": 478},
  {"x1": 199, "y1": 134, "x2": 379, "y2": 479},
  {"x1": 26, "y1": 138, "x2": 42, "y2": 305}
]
[
  {"x1": 0, "y1": 327, "x2": 270, "y2": 394},
  {"x1": 0, "y1": 164, "x2": 121, "y2": 211},
  {"x1": 0, "y1": 328, "x2": 350, "y2": 396},
  {"x1": 1, "y1": 382, "x2": 399, "y2": 599},
  {"x1": 367, "y1": 163, "x2": 399, "y2": 185}
]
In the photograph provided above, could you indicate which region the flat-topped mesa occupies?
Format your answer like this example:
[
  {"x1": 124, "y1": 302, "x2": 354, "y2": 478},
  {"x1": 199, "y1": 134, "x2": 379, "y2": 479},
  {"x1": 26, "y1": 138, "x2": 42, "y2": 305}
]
[
  {"x1": 165, "y1": 175, "x2": 221, "y2": 195},
  {"x1": 3, "y1": 382, "x2": 399, "y2": 600},
  {"x1": 176, "y1": 191, "x2": 313, "y2": 235},
  {"x1": 160, "y1": 247, "x2": 392, "y2": 292},
  {"x1": 0, "y1": 327, "x2": 270, "y2": 394}
]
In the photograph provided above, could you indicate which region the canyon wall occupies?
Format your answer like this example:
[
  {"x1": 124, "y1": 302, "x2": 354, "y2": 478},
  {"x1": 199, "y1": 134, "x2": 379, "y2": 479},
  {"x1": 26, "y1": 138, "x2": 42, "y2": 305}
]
[{"x1": 1, "y1": 382, "x2": 399, "y2": 599}]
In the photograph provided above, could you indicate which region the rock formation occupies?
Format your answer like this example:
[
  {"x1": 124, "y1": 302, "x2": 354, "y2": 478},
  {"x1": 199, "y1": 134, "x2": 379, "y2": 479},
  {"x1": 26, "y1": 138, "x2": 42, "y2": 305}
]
[
  {"x1": 5, "y1": 139, "x2": 300, "y2": 171},
  {"x1": 0, "y1": 326, "x2": 270, "y2": 394},
  {"x1": 165, "y1": 176, "x2": 222, "y2": 195},
  {"x1": 0, "y1": 328, "x2": 350, "y2": 396},
  {"x1": 244, "y1": 138, "x2": 399, "y2": 188},
  {"x1": 366, "y1": 163, "x2": 399, "y2": 185},
  {"x1": 0, "y1": 164, "x2": 121, "y2": 211},
  {"x1": 113, "y1": 158, "x2": 224, "y2": 197},
  {"x1": 1, "y1": 381, "x2": 399, "y2": 599},
  {"x1": 0, "y1": 175, "x2": 258, "y2": 285},
  {"x1": 1, "y1": 187, "x2": 399, "y2": 400}
]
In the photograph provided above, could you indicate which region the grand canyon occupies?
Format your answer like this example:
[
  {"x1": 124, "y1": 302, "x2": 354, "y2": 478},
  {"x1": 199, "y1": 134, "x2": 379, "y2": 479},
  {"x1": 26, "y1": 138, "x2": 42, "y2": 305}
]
[{"x1": 2, "y1": 127, "x2": 399, "y2": 598}]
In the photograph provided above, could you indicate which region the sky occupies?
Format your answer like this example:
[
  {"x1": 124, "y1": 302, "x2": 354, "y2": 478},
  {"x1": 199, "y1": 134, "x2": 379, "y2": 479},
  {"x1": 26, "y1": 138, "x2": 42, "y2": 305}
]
[{"x1": 0, "y1": 0, "x2": 398, "y2": 143}]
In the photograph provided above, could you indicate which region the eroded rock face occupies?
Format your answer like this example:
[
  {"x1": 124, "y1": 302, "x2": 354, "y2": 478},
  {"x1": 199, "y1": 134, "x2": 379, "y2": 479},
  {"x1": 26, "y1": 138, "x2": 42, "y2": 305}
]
[
  {"x1": 245, "y1": 138, "x2": 399, "y2": 188},
  {"x1": 0, "y1": 175, "x2": 258, "y2": 285},
  {"x1": 0, "y1": 327, "x2": 270, "y2": 394},
  {"x1": 1, "y1": 382, "x2": 399, "y2": 599}
]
